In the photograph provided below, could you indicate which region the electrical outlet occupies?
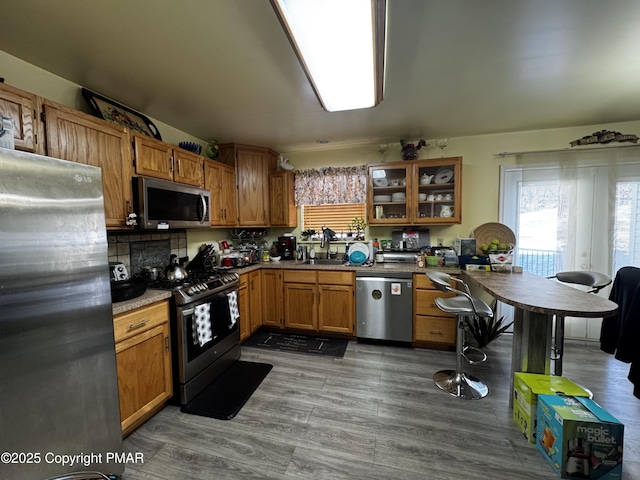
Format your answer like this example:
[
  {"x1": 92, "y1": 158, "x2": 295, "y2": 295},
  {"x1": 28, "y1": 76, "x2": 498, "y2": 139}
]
[{"x1": 437, "y1": 237, "x2": 444, "y2": 246}]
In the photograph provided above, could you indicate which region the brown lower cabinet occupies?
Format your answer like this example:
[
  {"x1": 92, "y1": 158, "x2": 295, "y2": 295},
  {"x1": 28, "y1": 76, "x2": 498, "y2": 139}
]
[
  {"x1": 282, "y1": 270, "x2": 355, "y2": 335},
  {"x1": 261, "y1": 269, "x2": 283, "y2": 327},
  {"x1": 239, "y1": 271, "x2": 262, "y2": 341},
  {"x1": 113, "y1": 301, "x2": 172, "y2": 437},
  {"x1": 413, "y1": 273, "x2": 457, "y2": 350}
]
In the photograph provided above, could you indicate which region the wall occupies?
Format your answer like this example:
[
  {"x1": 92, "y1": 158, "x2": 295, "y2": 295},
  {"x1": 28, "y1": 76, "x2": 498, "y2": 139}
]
[
  {"x1": 283, "y1": 121, "x2": 640, "y2": 247},
  {"x1": 107, "y1": 231, "x2": 188, "y2": 277},
  {"x1": 6, "y1": 48, "x2": 640, "y2": 253}
]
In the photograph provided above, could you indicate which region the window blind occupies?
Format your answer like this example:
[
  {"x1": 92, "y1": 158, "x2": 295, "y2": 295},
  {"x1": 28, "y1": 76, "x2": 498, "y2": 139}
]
[{"x1": 302, "y1": 203, "x2": 365, "y2": 234}]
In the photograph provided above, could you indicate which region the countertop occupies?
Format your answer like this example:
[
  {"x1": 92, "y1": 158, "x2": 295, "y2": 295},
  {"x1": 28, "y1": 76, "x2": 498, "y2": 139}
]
[
  {"x1": 112, "y1": 289, "x2": 172, "y2": 316},
  {"x1": 233, "y1": 259, "x2": 461, "y2": 275},
  {"x1": 461, "y1": 270, "x2": 618, "y2": 317},
  {"x1": 110, "y1": 261, "x2": 459, "y2": 315}
]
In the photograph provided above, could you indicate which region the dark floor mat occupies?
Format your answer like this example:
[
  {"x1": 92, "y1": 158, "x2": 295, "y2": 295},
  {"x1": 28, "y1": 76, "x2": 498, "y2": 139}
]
[
  {"x1": 180, "y1": 360, "x2": 272, "y2": 420},
  {"x1": 243, "y1": 330, "x2": 349, "y2": 358}
]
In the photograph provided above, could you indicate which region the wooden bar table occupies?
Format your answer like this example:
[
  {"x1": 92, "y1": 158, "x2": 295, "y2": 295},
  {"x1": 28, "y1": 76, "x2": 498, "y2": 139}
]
[{"x1": 460, "y1": 270, "x2": 618, "y2": 403}]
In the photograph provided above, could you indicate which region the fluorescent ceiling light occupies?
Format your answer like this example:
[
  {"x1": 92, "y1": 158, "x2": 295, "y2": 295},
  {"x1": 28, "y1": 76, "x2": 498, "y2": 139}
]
[{"x1": 271, "y1": 0, "x2": 386, "y2": 112}]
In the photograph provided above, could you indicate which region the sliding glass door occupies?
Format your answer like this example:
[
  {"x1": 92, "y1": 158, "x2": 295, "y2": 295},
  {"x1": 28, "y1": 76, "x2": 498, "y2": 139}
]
[{"x1": 500, "y1": 156, "x2": 640, "y2": 340}]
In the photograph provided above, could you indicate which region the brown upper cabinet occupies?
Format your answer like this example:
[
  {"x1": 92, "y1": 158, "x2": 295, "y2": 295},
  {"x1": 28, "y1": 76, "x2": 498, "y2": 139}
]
[
  {"x1": 0, "y1": 82, "x2": 45, "y2": 154},
  {"x1": 132, "y1": 133, "x2": 204, "y2": 188},
  {"x1": 42, "y1": 100, "x2": 134, "y2": 229},
  {"x1": 218, "y1": 143, "x2": 278, "y2": 227},
  {"x1": 368, "y1": 157, "x2": 462, "y2": 225},
  {"x1": 269, "y1": 170, "x2": 296, "y2": 227},
  {"x1": 204, "y1": 159, "x2": 237, "y2": 226}
]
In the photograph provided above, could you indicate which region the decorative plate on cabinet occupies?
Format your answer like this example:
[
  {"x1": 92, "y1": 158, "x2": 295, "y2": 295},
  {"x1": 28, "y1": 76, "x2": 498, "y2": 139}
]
[
  {"x1": 373, "y1": 177, "x2": 388, "y2": 187},
  {"x1": 434, "y1": 167, "x2": 454, "y2": 184}
]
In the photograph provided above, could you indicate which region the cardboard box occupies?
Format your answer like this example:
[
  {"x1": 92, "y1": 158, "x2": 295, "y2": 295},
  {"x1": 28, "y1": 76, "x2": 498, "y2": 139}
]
[
  {"x1": 513, "y1": 373, "x2": 590, "y2": 443},
  {"x1": 464, "y1": 264, "x2": 491, "y2": 271},
  {"x1": 536, "y1": 395, "x2": 624, "y2": 479}
]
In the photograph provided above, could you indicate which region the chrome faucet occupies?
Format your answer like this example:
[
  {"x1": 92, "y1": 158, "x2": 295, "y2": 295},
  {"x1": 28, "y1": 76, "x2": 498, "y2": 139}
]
[{"x1": 321, "y1": 226, "x2": 334, "y2": 257}]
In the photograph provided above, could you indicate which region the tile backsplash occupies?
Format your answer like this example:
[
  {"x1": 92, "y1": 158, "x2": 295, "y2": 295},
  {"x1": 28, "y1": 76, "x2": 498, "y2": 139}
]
[{"x1": 107, "y1": 231, "x2": 187, "y2": 276}]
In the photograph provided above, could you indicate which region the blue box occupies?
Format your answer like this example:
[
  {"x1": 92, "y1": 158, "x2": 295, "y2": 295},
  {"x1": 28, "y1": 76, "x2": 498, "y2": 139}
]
[{"x1": 536, "y1": 395, "x2": 624, "y2": 479}]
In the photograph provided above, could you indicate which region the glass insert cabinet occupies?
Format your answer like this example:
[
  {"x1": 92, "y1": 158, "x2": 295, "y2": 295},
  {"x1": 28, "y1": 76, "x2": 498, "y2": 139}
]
[{"x1": 367, "y1": 157, "x2": 462, "y2": 225}]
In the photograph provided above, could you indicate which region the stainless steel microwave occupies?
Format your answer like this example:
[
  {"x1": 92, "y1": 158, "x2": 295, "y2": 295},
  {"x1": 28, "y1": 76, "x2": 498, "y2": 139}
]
[{"x1": 133, "y1": 177, "x2": 210, "y2": 229}]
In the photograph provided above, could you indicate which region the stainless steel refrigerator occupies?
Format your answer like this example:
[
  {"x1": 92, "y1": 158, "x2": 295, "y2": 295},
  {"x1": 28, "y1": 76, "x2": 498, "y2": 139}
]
[{"x1": 0, "y1": 148, "x2": 124, "y2": 480}]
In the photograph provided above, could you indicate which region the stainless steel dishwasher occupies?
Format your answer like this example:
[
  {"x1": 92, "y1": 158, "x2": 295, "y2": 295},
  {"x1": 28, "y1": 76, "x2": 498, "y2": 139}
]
[{"x1": 356, "y1": 271, "x2": 413, "y2": 342}]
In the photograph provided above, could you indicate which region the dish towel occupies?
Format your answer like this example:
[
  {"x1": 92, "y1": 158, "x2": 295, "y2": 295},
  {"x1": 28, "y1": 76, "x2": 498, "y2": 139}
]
[
  {"x1": 227, "y1": 291, "x2": 240, "y2": 328},
  {"x1": 193, "y1": 302, "x2": 213, "y2": 347}
]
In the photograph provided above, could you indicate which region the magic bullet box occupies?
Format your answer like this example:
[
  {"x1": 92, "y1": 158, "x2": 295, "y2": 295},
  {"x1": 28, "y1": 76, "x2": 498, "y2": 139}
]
[
  {"x1": 536, "y1": 395, "x2": 624, "y2": 479},
  {"x1": 512, "y1": 372, "x2": 590, "y2": 443}
]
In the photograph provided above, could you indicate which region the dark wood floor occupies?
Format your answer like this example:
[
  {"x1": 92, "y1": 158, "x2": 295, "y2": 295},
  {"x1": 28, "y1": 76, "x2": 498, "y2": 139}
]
[{"x1": 122, "y1": 334, "x2": 639, "y2": 480}]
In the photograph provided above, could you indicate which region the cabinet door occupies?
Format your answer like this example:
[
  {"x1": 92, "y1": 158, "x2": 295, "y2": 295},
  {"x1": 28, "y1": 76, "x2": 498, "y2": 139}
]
[
  {"x1": 412, "y1": 157, "x2": 462, "y2": 224},
  {"x1": 248, "y1": 270, "x2": 262, "y2": 334},
  {"x1": 368, "y1": 163, "x2": 412, "y2": 225},
  {"x1": 116, "y1": 322, "x2": 172, "y2": 437},
  {"x1": 174, "y1": 149, "x2": 204, "y2": 187},
  {"x1": 317, "y1": 284, "x2": 354, "y2": 334},
  {"x1": 0, "y1": 82, "x2": 43, "y2": 153},
  {"x1": 261, "y1": 269, "x2": 283, "y2": 327},
  {"x1": 132, "y1": 134, "x2": 173, "y2": 182},
  {"x1": 236, "y1": 147, "x2": 269, "y2": 226},
  {"x1": 221, "y1": 164, "x2": 238, "y2": 225},
  {"x1": 284, "y1": 283, "x2": 317, "y2": 330},
  {"x1": 205, "y1": 160, "x2": 237, "y2": 226},
  {"x1": 269, "y1": 171, "x2": 296, "y2": 227},
  {"x1": 238, "y1": 278, "x2": 250, "y2": 342},
  {"x1": 43, "y1": 103, "x2": 133, "y2": 229}
]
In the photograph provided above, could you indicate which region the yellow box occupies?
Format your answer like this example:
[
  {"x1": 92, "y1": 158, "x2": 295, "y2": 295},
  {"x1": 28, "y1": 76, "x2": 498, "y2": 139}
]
[{"x1": 513, "y1": 373, "x2": 590, "y2": 443}]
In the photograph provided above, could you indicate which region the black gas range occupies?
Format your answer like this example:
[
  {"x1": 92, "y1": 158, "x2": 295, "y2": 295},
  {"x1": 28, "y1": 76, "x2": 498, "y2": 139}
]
[{"x1": 149, "y1": 267, "x2": 242, "y2": 405}]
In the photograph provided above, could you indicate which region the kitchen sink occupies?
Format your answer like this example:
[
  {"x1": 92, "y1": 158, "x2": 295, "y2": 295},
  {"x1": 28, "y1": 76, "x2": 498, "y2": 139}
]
[{"x1": 305, "y1": 259, "x2": 347, "y2": 265}]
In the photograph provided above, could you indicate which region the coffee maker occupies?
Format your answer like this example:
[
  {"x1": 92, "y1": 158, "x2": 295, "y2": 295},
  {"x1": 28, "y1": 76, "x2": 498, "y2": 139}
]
[{"x1": 278, "y1": 236, "x2": 297, "y2": 260}]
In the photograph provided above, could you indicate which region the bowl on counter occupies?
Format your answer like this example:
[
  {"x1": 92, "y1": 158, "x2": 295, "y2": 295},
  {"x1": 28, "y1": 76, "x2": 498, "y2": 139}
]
[{"x1": 269, "y1": 255, "x2": 281, "y2": 262}]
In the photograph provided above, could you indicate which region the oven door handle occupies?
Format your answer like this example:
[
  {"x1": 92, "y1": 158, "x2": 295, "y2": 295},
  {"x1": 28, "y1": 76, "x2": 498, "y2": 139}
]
[{"x1": 182, "y1": 308, "x2": 194, "y2": 316}]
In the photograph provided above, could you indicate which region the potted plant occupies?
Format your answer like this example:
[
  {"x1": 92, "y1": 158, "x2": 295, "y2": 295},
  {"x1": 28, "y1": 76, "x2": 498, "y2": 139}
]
[
  {"x1": 466, "y1": 314, "x2": 513, "y2": 348},
  {"x1": 301, "y1": 229, "x2": 316, "y2": 241},
  {"x1": 350, "y1": 217, "x2": 366, "y2": 240}
]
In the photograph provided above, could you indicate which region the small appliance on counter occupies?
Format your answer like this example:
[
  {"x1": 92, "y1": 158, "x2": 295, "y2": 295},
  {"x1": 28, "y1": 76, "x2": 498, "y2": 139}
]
[
  {"x1": 278, "y1": 235, "x2": 297, "y2": 260},
  {"x1": 109, "y1": 262, "x2": 129, "y2": 281}
]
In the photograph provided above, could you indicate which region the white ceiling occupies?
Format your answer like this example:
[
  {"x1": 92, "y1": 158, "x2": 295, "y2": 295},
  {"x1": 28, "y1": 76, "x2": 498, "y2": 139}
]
[{"x1": 2, "y1": 0, "x2": 640, "y2": 152}]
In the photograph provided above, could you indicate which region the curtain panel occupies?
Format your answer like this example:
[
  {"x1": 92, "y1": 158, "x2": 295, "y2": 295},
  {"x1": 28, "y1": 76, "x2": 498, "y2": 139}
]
[{"x1": 294, "y1": 165, "x2": 368, "y2": 206}]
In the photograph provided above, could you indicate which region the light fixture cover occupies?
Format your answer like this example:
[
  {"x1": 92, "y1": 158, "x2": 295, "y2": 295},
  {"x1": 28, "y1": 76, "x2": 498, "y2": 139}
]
[{"x1": 271, "y1": 0, "x2": 386, "y2": 112}]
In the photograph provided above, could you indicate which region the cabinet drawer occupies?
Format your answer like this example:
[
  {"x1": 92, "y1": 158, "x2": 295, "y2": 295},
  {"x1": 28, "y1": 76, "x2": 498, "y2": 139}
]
[
  {"x1": 283, "y1": 270, "x2": 317, "y2": 284},
  {"x1": 414, "y1": 315, "x2": 457, "y2": 344},
  {"x1": 414, "y1": 290, "x2": 456, "y2": 316},
  {"x1": 113, "y1": 301, "x2": 170, "y2": 343},
  {"x1": 317, "y1": 270, "x2": 353, "y2": 286},
  {"x1": 239, "y1": 273, "x2": 249, "y2": 288},
  {"x1": 414, "y1": 272, "x2": 458, "y2": 289}
]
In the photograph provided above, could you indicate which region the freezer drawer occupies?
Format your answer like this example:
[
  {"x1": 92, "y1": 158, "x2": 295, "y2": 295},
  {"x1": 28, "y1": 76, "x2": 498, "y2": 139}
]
[{"x1": 356, "y1": 276, "x2": 413, "y2": 342}]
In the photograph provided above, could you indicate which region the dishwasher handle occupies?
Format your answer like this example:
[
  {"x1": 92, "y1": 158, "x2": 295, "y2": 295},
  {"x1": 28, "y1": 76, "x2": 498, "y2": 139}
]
[{"x1": 356, "y1": 276, "x2": 412, "y2": 284}]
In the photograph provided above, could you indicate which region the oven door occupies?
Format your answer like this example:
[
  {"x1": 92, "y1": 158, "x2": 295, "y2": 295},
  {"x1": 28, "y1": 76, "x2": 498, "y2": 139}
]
[{"x1": 175, "y1": 288, "x2": 239, "y2": 385}]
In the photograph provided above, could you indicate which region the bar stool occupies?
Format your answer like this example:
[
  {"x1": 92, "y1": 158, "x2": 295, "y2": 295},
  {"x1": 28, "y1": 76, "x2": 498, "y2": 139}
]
[
  {"x1": 426, "y1": 271, "x2": 494, "y2": 399},
  {"x1": 548, "y1": 271, "x2": 612, "y2": 376}
]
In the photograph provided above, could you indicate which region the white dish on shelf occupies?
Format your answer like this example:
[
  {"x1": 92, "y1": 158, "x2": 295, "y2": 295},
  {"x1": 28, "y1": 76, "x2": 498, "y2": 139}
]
[
  {"x1": 434, "y1": 167, "x2": 454, "y2": 184},
  {"x1": 391, "y1": 193, "x2": 406, "y2": 201},
  {"x1": 373, "y1": 177, "x2": 388, "y2": 187},
  {"x1": 373, "y1": 195, "x2": 392, "y2": 202}
]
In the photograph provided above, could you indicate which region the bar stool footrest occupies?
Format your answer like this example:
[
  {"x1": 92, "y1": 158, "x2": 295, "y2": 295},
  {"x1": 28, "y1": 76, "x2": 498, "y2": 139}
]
[
  {"x1": 462, "y1": 346, "x2": 487, "y2": 364},
  {"x1": 433, "y1": 369, "x2": 489, "y2": 400}
]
